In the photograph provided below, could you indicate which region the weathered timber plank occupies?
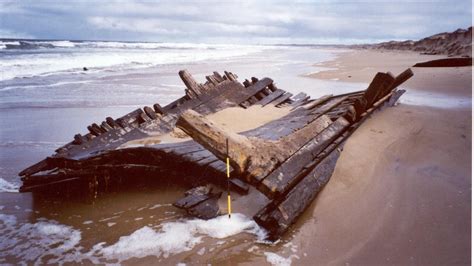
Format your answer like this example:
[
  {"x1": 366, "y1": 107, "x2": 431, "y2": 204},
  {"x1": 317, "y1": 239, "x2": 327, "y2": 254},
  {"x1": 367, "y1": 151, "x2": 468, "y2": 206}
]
[
  {"x1": 208, "y1": 160, "x2": 227, "y2": 173},
  {"x1": 186, "y1": 192, "x2": 221, "y2": 219},
  {"x1": 224, "y1": 71, "x2": 236, "y2": 81},
  {"x1": 256, "y1": 89, "x2": 285, "y2": 106},
  {"x1": 229, "y1": 178, "x2": 249, "y2": 194},
  {"x1": 254, "y1": 148, "x2": 341, "y2": 240},
  {"x1": 256, "y1": 91, "x2": 266, "y2": 100},
  {"x1": 173, "y1": 193, "x2": 210, "y2": 209},
  {"x1": 73, "y1": 134, "x2": 86, "y2": 145},
  {"x1": 291, "y1": 92, "x2": 308, "y2": 102},
  {"x1": 274, "y1": 114, "x2": 333, "y2": 153},
  {"x1": 153, "y1": 103, "x2": 164, "y2": 114},
  {"x1": 176, "y1": 110, "x2": 257, "y2": 173},
  {"x1": 179, "y1": 69, "x2": 202, "y2": 97},
  {"x1": 195, "y1": 156, "x2": 219, "y2": 167},
  {"x1": 88, "y1": 124, "x2": 103, "y2": 136},
  {"x1": 106, "y1": 117, "x2": 120, "y2": 129},
  {"x1": 191, "y1": 81, "x2": 246, "y2": 113},
  {"x1": 206, "y1": 75, "x2": 219, "y2": 86},
  {"x1": 167, "y1": 145, "x2": 205, "y2": 156},
  {"x1": 144, "y1": 106, "x2": 158, "y2": 119},
  {"x1": 311, "y1": 96, "x2": 348, "y2": 115},
  {"x1": 20, "y1": 177, "x2": 81, "y2": 192},
  {"x1": 177, "y1": 109, "x2": 338, "y2": 185},
  {"x1": 243, "y1": 79, "x2": 251, "y2": 87},
  {"x1": 231, "y1": 78, "x2": 273, "y2": 106},
  {"x1": 181, "y1": 149, "x2": 214, "y2": 162},
  {"x1": 271, "y1": 93, "x2": 293, "y2": 107},
  {"x1": 138, "y1": 112, "x2": 152, "y2": 124},
  {"x1": 386, "y1": 68, "x2": 414, "y2": 92},
  {"x1": 116, "y1": 108, "x2": 144, "y2": 128},
  {"x1": 100, "y1": 122, "x2": 113, "y2": 132},
  {"x1": 363, "y1": 72, "x2": 395, "y2": 108},
  {"x1": 258, "y1": 117, "x2": 350, "y2": 198},
  {"x1": 289, "y1": 94, "x2": 310, "y2": 109},
  {"x1": 213, "y1": 71, "x2": 224, "y2": 82}
]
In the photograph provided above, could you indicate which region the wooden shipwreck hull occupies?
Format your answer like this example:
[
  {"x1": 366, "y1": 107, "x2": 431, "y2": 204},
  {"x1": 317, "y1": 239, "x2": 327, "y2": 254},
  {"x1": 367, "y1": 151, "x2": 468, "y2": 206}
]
[{"x1": 19, "y1": 68, "x2": 413, "y2": 240}]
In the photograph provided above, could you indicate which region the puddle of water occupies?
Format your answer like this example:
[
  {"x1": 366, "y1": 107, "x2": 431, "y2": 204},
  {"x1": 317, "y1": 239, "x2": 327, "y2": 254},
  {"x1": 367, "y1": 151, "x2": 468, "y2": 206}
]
[{"x1": 401, "y1": 89, "x2": 471, "y2": 109}]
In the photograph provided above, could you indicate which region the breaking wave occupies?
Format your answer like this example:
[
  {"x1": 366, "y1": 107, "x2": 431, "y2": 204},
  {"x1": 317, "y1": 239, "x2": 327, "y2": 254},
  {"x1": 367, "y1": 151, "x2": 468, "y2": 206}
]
[
  {"x1": 0, "y1": 40, "x2": 251, "y2": 50},
  {"x1": 0, "y1": 178, "x2": 19, "y2": 192},
  {"x1": 0, "y1": 40, "x2": 272, "y2": 81}
]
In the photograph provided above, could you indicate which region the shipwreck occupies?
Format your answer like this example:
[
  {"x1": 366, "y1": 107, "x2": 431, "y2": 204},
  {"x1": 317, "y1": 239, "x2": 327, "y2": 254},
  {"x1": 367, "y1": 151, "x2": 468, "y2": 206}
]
[{"x1": 19, "y1": 68, "x2": 413, "y2": 240}]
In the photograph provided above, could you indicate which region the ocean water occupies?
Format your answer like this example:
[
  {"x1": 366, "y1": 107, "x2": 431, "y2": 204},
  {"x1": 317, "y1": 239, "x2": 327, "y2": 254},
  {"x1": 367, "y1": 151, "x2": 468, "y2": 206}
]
[
  {"x1": 0, "y1": 40, "x2": 361, "y2": 264},
  {"x1": 0, "y1": 40, "x2": 270, "y2": 81}
]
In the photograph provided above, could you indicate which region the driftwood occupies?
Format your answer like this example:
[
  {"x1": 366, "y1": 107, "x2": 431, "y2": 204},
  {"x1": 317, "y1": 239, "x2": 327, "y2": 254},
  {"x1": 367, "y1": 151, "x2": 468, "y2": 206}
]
[
  {"x1": 18, "y1": 67, "x2": 413, "y2": 240},
  {"x1": 174, "y1": 186, "x2": 222, "y2": 220}
]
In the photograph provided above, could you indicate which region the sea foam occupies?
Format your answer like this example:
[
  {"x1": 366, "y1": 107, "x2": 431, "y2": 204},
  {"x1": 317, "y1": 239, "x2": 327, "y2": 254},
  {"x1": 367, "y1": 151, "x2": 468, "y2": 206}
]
[
  {"x1": 0, "y1": 178, "x2": 19, "y2": 192},
  {"x1": 96, "y1": 213, "x2": 267, "y2": 261},
  {"x1": 0, "y1": 41, "x2": 271, "y2": 81},
  {"x1": 0, "y1": 212, "x2": 267, "y2": 264}
]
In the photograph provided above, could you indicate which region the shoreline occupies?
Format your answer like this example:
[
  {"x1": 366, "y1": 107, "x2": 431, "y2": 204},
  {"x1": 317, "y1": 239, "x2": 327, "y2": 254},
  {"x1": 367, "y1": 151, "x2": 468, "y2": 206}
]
[{"x1": 308, "y1": 49, "x2": 472, "y2": 95}]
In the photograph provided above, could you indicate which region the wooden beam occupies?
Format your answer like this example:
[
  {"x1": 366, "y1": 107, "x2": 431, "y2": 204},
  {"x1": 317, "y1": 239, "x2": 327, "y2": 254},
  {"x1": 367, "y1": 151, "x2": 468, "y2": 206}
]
[
  {"x1": 179, "y1": 69, "x2": 202, "y2": 97},
  {"x1": 144, "y1": 106, "x2": 158, "y2": 119},
  {"x1": 73, "y1": 134, "x2": 86, "y2": 145},
  {"x1": 100, "y1": 122, "x2": 113, "y2": 132},
  {"x1": 387, "y1": 68, "x2": 414, "y2": 92},
  {"x1": 106, "y1": 117, "x2": 120, "y2": 129},
  {"x1": 176, "y1": 110, "x2": 335, "y2": 184},
  {"x1": 213, "y1": 71, "x2": 224, "y2": 82},
  {"x1": 153, "y1": 103, "x2": 164, "y2": 114},
  {"x1": 256, "y1": 89, "x2": 285, "y2": 106},
  {"x1": 233, "y1": 78, "x2": 273, "y2": 105},
  {"x1": 254, "y1": 146, "x2": 342, "y2": 240},
  {"x1": 243, "y1": 79, "x2": 251, "y2": 88},
  {"x1": 176, "y1": 110, "x2": 259, "y2": 174},
  {"x1": 258, "y1": 117, "x2": 350, "y2": 198},
  {"x1": 363, "y1": 72, "x2": 395, "y2": 108},
  {"x1": 224, "y1": 71, "x2": 236, "y2": 81},
  {"x1": 271, "y1": 93, "x2": 293, "y2": 107},
  {"x1": 206, "y1": 75, "x2": 219, "y2": 86},
  {"x1": 301, "y1": 94, "x2": 332, "y2": 110}
]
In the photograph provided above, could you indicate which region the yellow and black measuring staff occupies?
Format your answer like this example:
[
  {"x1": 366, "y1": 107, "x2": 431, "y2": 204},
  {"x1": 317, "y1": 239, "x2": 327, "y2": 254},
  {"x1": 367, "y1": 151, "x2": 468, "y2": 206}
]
[{"x1": 226, "y1": 138, "x2": 232, "y2": 219}]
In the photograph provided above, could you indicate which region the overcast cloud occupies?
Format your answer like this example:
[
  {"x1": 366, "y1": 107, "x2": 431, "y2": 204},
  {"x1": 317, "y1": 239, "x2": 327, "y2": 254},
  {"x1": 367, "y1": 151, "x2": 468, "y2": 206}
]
[{"x1": 0, "y1": 0, "x2": 471, "y2": 44}]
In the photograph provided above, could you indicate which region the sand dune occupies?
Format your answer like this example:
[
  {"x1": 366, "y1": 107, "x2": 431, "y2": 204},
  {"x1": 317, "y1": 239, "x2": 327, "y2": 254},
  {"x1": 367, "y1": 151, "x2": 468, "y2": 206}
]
[{"x1": 355, "y1": 27, "x2": 472, "y2": 57}]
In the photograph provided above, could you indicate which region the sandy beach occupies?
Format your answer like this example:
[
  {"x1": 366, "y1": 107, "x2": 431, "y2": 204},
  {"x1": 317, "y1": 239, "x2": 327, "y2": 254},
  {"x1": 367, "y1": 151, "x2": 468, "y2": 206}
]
[{"x1": 258, "y1": 49, "x2": 472, "y2": 265}]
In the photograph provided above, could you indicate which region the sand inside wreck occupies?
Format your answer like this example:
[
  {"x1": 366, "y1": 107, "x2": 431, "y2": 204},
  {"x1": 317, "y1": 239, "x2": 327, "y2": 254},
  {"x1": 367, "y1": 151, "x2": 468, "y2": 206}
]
[{"x1": 121, "y1": 104, "x2": 292, "y2": 147}]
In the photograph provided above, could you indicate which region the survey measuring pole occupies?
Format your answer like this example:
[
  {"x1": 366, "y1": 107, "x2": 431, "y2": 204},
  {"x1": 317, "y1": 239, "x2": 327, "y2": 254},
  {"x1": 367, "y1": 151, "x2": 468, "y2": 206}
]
[{"x1": 226, "y1": 139, "x2": 232, "y2": 219}]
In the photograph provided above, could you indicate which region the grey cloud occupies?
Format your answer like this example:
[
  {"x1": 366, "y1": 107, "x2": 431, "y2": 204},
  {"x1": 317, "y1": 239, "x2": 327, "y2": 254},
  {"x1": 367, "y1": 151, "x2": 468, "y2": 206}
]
[{"x1": 0, "y1": 0, "x2": 471, "y2": 43}]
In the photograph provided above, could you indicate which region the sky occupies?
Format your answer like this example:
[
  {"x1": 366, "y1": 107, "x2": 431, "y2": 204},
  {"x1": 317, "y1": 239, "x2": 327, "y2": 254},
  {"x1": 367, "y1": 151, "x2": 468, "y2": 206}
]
[{"x1": 0, "y1": 0, "x2": 472, "y2": 44}]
